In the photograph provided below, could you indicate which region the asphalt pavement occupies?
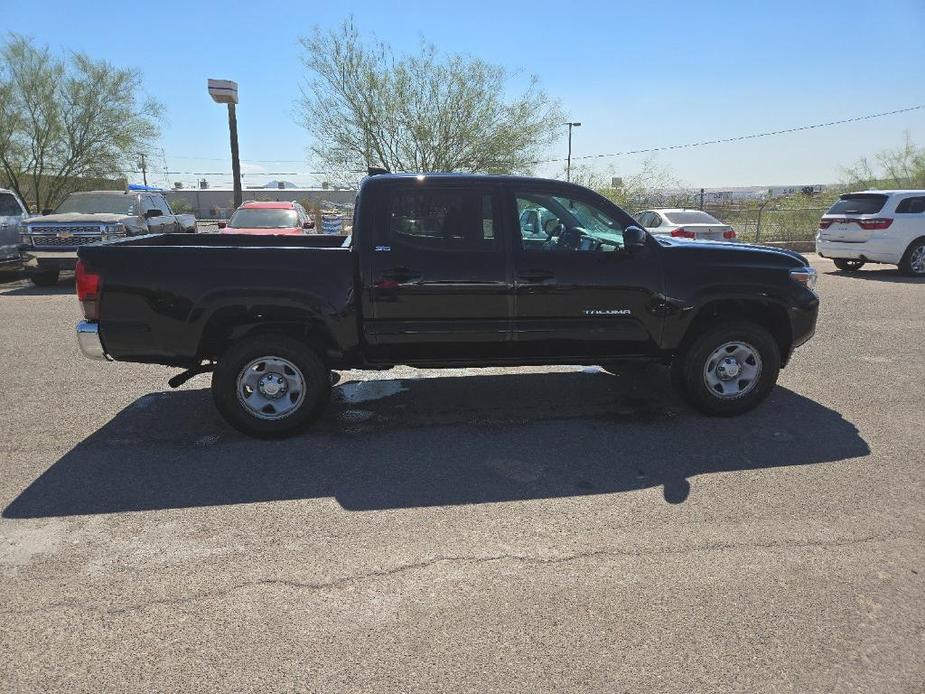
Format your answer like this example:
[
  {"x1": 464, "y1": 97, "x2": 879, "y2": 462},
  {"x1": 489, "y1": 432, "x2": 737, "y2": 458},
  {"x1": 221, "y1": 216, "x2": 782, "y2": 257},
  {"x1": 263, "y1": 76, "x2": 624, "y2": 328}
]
[{"x1": 0, "y1": 257, "x2": 922, "y2": 692}]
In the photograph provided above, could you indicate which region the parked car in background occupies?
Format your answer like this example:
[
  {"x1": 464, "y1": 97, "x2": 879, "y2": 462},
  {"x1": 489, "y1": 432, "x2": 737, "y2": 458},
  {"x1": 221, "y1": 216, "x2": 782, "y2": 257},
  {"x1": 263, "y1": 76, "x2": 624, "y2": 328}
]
[
  {"x1": 218, "y1": 201, "x2": 314, "y2": 235},
  {"x1": 636, "y1": 209, "x2": 737, "y2": 242},
  {"x1": 0, "y1": 187, "x2": 30, "y2": 268},
  {"x1": 19, "y1": 189, "x2": 196, "y2": 285},
  {"x1": 816, "y1": 190, "x2": 925, "y2": 277}
]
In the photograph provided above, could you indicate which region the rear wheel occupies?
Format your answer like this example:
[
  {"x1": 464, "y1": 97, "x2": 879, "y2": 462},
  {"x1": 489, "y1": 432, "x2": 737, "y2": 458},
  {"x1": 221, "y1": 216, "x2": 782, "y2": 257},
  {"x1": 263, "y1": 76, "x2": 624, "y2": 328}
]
[
  {"x1": 673, "y1": 321, "x2": 780, "y2": 416},
  {"x1": 833, "y1": 258, "x2": 865, "y2": 272},
  {"x1": 29, "y1": 269, "x2": 60, "y2": 286},
  {"x1": 212, "y1": 335, "x2": 331, "y2": 438},
  {"x1": 898, "y1": 238, "x2": 925, "y2": 277}
]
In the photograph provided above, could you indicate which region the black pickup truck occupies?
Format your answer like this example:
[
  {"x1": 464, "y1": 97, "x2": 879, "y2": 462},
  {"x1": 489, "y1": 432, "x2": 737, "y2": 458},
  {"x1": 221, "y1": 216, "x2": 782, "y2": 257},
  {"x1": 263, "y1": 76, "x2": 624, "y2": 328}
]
[{"x1": 75, "y1": 173, "x2": 818, "y2": 437}]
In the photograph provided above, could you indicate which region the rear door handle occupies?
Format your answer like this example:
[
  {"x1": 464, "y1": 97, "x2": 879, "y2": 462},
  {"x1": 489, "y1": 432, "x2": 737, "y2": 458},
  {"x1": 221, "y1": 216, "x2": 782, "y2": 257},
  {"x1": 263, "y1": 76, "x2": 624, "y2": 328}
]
[{"x1": 517, "y1": 270, "x2": 554, "y2": 283}]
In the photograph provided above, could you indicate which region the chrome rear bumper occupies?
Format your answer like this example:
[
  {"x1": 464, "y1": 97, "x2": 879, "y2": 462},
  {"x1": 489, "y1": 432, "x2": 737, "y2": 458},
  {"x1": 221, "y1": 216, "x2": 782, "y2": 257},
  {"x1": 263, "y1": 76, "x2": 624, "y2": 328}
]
[{"x1": 76, "y1": 321, "x2": 110, "y2": 361}]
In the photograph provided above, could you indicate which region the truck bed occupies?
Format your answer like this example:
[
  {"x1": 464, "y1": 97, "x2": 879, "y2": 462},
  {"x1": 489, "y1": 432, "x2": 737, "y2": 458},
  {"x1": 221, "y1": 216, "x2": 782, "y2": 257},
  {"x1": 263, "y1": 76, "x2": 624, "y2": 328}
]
[
  {"x1": 108, "y1": 232, "x2": 351, "y2": 249},
  {"x1": 78, "y1": 233, "x2": 359, "y2": 367}
]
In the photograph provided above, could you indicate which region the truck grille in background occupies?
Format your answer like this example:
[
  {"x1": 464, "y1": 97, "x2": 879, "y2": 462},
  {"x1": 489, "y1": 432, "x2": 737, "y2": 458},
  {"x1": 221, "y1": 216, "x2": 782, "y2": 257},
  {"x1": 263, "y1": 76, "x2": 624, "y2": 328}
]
[{"x1": 30, "y1": 225, "x2": 103, "y2": 248}]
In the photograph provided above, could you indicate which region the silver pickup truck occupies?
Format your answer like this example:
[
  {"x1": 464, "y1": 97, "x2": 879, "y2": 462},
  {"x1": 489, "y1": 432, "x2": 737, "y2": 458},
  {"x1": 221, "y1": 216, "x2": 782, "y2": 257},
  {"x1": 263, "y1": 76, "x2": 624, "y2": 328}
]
[
  {"x1": 20, "y1": 189, "x2": 196, "y2": 285},
  {"x1": 0, "y1": 187, "x2": 30, "y2": 269}
]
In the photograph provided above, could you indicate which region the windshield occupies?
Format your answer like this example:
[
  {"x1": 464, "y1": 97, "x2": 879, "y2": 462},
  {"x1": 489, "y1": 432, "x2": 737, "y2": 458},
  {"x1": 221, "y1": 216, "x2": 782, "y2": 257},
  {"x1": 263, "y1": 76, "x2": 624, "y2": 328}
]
[
  {"x1": 55, "y1": 194, "x2": 137, "y2": 215},
  {"x1": 826, "y1": 194, "x2": 888, "y2": 215},
  {"x1": 229, "y1": 208, "x2": 299, "y2": 229},
  {"x1": 664, "y1": 210, "x2": 722, "y2": 225}
]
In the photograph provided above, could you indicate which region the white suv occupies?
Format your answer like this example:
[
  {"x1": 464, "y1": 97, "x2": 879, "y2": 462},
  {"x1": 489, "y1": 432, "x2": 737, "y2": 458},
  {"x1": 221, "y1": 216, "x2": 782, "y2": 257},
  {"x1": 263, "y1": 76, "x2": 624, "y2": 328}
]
[{"x1": 816, "y1": 190, "x2": 925, "y2": 276}]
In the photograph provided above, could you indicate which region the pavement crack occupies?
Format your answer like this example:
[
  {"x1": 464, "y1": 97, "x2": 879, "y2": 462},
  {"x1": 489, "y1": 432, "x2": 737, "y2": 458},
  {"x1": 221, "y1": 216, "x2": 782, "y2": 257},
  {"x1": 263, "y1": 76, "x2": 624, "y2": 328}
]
[{"x1": 2, "y1": 530, "x2": 911, "y2": 617}]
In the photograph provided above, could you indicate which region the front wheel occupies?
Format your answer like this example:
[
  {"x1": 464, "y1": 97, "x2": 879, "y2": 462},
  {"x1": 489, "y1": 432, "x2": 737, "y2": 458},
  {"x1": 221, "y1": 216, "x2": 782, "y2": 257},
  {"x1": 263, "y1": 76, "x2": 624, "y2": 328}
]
[
  {"x1": 211, "y1": 335, "x2": 331, "y2": 438},
  {"x1": 673, "y1": 321, "x2": 780, "y2": 416},
  {"x1": 833, "y1": 258, "x2": 865, "y2": 272},
  {"x1": 29, "y1": 268, "x2": 60, "y2": 286}
]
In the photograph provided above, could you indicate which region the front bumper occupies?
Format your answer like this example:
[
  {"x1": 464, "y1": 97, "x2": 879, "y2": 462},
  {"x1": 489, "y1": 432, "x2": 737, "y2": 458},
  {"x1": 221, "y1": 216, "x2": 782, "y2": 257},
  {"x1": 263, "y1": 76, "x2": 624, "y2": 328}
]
[
  {"x1": 816, "y1": 237, "x2": 902, "y2": 264},
  {"x1": 76, "y1": 321, "x2": 110, "y2": 361},
  {"x1": 23, "y1": 250, "x2": 79, "y2": 271}
]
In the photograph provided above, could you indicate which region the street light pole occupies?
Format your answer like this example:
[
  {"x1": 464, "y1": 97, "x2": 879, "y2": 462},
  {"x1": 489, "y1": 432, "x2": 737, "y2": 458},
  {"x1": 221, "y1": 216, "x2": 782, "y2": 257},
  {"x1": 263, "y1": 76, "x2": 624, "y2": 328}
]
[
  {"x1": 565, "y1": 121, "x2": 581, "y2": 182},
  {"x1": 208, "y1": 79, "x2": 242, "y2": 208},
  {"x1": 226, "y1": 103, "x2": 242, "y2": 208}
]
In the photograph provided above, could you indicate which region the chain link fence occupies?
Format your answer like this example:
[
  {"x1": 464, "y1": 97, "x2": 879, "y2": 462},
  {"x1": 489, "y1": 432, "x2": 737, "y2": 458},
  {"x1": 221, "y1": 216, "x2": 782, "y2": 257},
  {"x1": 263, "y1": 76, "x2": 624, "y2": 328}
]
[{"x1": 702, "y1": 204, "x2": 827, "y2": 244}]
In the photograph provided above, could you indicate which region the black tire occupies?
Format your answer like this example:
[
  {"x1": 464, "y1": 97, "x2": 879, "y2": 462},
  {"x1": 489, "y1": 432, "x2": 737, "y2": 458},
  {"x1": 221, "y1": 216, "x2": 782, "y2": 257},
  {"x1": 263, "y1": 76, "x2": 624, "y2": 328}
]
[
  {"x1": 211, "y1": 335, "x2": 331, "y2": 438},
  {"x1": 898, "y1": 237, "x2": 925, "y2": 277},
  {"x1": 29, "y1": 269, "x2": 60, "y2": 286},
  {"x1": 833, "y1": 258, "x2": 865, "y2": 272},
  {"x1": 673, "y1": 321, "x2": 780, "y2": 416}
]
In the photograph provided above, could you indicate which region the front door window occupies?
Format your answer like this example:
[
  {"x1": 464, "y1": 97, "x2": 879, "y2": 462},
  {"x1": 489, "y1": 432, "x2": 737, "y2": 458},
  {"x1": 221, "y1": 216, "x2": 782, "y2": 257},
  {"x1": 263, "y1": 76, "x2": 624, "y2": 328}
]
[{"x1": 515, "y1": 193, "x2": 625, "y2": 252}]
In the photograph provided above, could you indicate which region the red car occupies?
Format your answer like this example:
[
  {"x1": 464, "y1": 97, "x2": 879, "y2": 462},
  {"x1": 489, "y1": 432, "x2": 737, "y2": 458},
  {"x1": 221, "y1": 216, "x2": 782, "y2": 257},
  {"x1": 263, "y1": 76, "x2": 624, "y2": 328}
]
[{"x1": 218, "y1": 200, "x2": 313, "y2": 235}]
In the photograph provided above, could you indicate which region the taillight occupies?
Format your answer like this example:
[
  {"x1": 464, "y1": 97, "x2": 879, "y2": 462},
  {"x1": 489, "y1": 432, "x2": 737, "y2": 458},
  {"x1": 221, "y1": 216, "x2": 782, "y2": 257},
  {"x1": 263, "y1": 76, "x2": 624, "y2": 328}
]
[
  {"x1": 75, "y1": 260, "x2": 101, "y2": 320},
  {"x1": 723, "y1": 229, "x2": 737, "y2": 240},
  {"x1": 857, "y1": 218, "x2": 893, "y2": 230},
  {"x1": 670, "y1": 227, "x2": 696, "y2": 239},
  {"x1": 818, "y1": 217, "x2": 891, "y2": 230}
]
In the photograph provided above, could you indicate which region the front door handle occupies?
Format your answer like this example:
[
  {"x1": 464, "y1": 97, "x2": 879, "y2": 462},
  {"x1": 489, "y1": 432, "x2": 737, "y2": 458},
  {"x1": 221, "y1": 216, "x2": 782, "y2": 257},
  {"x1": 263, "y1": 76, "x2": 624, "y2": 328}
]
[{"x1": 517, "y1": 269, "x2": 554, "y2": 283}]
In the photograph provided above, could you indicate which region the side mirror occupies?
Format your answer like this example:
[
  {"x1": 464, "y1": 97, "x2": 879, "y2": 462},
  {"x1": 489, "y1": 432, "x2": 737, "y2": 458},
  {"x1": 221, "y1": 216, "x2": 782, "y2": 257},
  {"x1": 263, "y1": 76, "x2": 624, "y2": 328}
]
[
  {"x1": 623, "y1": 225, "x2": 647, "y2": 252},
  {"x1": 303, "y1": 221, "x2": 314, "y2": 229},
  {"x1": 217, "y1": 221, "x2": 227, "y2": 229},
  {"x1": 145, "y1": 209, "x2": 162, "y2": 219},
  {"x1": 41, "y1": 208, "x2": 53, "y2": 216}
]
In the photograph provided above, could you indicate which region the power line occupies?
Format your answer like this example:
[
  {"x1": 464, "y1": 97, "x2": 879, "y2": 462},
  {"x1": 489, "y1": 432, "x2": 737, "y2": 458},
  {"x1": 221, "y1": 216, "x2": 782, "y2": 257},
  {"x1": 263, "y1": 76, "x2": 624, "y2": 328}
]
[
  {"x1": 134, "y1": 104, "x2": 923, "y2": 179},
  {"x1": 532, "y1": 104, "x2": 925, "y2": 165}
]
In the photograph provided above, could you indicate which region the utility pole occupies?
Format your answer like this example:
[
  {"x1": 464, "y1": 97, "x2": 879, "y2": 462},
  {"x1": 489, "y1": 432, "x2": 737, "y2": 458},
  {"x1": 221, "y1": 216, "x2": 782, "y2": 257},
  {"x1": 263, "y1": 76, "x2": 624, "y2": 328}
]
[
  {"x1": 564, "y1": 122, "x2": 581, "y2": 182},
  {"x1": 699, "y1": 188, "x2": 705, "y2": 210},
  {"x1": 138, "y1": 153, "x2": 147, "y2": 186}
]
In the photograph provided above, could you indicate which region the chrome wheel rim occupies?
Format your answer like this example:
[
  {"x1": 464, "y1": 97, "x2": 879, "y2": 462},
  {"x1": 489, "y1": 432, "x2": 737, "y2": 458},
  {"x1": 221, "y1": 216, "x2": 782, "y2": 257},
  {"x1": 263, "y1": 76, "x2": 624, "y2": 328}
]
[
  {"x1": 910, "y1": 244, "x2": 925, "y2": 274},
  {"x1": 236, "y1": 356, "x2": 306, "y2": 420},
  {"x1": 703, "y1": 341, "x2": 762, "y2": 399}
]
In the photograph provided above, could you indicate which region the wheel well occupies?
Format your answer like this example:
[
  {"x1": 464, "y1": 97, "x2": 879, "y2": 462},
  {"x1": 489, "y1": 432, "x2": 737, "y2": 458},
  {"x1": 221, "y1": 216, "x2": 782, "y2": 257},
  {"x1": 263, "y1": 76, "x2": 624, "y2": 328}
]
[
  {"x1": 198, "y1": 312, "x2": 335, "y2": 365},
  {"x1": 680, "y1": 299, "x2": 792, "y2": 361},
  {"x1": 903, "y1": 236, "x2": 925, "y2": 256}
]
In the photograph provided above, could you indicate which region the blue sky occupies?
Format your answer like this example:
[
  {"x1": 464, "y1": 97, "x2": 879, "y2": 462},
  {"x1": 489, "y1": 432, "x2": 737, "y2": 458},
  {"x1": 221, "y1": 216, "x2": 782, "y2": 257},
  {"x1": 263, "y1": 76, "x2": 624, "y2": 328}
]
[{"x1": 5, "y1": 0, "x2": 925, "y2": 189}]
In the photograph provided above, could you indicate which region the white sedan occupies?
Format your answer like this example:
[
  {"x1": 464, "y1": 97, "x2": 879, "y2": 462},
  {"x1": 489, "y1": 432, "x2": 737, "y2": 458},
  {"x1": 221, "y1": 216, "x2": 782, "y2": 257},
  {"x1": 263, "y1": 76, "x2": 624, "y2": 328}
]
[{"x1": 635, "y1": 209, "x2": 737, "y2": 242}]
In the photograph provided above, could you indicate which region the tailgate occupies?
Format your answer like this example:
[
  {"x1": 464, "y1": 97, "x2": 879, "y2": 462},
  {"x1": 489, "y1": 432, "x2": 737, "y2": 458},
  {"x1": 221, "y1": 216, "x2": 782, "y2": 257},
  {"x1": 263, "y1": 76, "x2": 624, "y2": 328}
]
[{"x1": 819, "y1": 216, "x2": 874, "y2": 243}]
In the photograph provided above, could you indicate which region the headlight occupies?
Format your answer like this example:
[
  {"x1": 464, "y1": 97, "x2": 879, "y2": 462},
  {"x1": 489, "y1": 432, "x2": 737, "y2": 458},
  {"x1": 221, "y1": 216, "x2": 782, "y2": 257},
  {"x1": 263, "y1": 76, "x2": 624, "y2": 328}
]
[
  {"x1": 790, "y1": 267, "x2": 817, "y2": 291},
  {"x1": 103, "y1": 223, "x2": 126, "y2": 239},
  {"x1": 19, "y1": 228, "x2": 33, "y2": 245}
]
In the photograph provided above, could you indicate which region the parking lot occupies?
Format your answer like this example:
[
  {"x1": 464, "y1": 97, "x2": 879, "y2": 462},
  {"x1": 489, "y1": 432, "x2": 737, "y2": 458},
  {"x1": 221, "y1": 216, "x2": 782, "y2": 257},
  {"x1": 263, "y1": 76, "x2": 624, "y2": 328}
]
[{"x1": 0, "y1": 256, "x2": 922, "y2": 691}]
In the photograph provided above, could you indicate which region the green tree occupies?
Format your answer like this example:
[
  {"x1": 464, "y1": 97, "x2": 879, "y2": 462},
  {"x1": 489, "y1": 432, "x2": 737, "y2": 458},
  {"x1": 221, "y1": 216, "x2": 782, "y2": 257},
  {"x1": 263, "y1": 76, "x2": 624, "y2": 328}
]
[
  {"x1": 0, "y1": 34, "x2": 161, "y2": 211},
  {"x1": 842, "y1": 132, "x2": 925, "y2": 190},
  {"x1": 296, "y1": 19, "x2": 564, "y2": 181}
]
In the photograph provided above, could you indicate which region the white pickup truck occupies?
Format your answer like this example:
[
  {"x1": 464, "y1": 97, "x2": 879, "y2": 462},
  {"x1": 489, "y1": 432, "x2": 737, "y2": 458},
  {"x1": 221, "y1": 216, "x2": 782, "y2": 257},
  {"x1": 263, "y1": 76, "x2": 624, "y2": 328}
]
[{"x1": 20, "y1": 189, "x2": 196, "y2": 285}]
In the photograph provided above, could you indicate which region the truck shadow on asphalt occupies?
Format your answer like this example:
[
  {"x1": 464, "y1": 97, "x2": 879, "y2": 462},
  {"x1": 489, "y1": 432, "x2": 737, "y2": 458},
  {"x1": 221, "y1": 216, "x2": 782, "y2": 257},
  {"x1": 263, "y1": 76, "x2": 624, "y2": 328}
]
[
  {"x1": 0, "y1": 281, "x2": 74, "y2": 296},
  {"x1": 3, "y1": 369, "x2": 870, "y2": 517},
  {"x1": 823, "y1": 269, "x2": 922, "y2": 284}
]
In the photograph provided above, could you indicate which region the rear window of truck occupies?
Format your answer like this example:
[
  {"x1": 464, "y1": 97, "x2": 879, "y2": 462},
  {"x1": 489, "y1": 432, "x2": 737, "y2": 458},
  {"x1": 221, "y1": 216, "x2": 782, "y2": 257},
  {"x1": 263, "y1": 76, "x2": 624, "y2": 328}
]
[{"x1": 826, "y1": 194, "x2": 888, "y2": 215}]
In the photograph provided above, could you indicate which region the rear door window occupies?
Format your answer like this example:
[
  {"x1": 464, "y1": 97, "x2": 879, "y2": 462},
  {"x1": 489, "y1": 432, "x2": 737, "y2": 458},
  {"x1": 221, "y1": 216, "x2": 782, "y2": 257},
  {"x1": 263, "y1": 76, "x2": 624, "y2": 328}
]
[
  {"x1": 895, "y1": 196, "x2": 925, "y2": 214},
  {"x1": 826, "y1": 194, "x2": 888, "y2": 215},
  {"x1": 387, "y1": 188, "x2": 498, "y2": 251}
]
